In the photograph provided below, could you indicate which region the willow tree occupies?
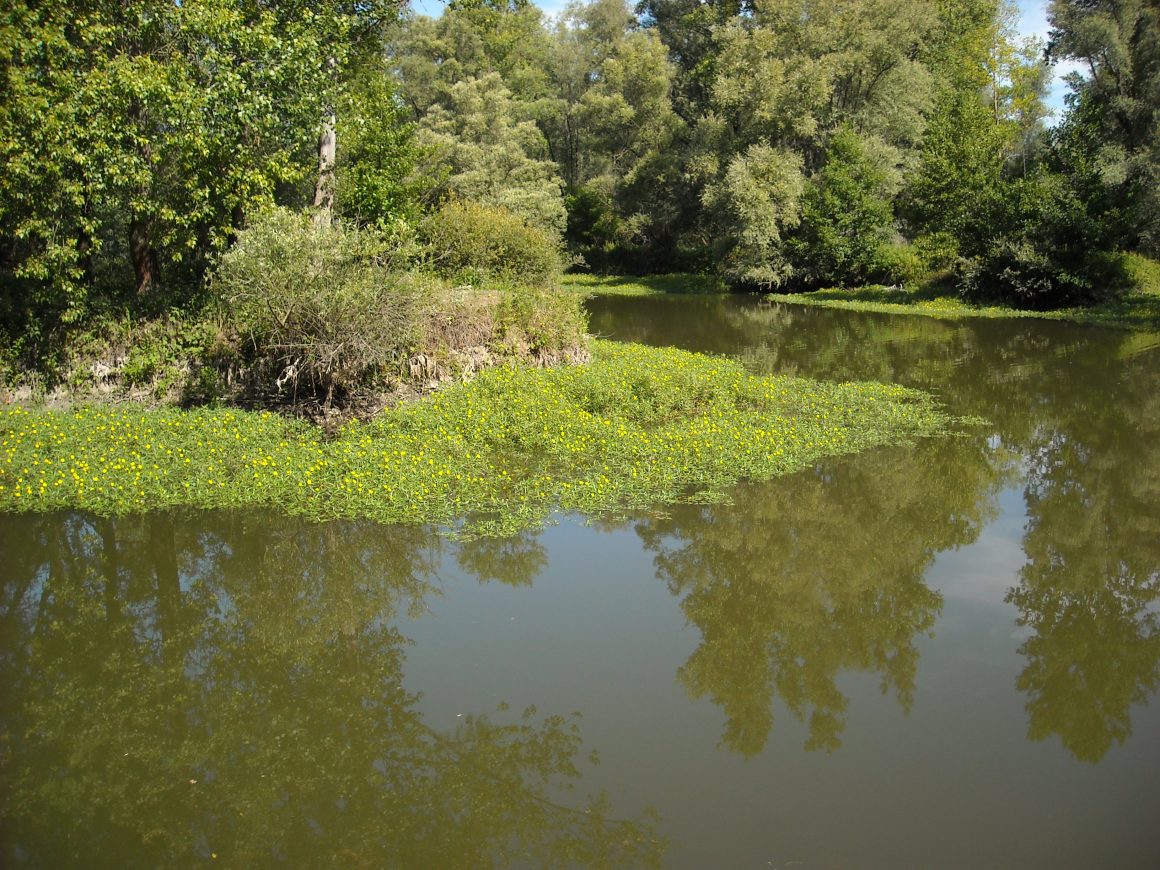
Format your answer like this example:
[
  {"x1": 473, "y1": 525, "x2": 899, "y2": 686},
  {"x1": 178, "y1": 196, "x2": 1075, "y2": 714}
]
[{"x1": 1048, "y1": 0, "x2": 1160, "y2": 254}]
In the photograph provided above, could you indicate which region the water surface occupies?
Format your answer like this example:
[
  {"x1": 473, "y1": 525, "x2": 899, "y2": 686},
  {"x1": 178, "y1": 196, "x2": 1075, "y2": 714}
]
[{"x1": 2, "y1": 296, "x2": 1158, "y2": 867}]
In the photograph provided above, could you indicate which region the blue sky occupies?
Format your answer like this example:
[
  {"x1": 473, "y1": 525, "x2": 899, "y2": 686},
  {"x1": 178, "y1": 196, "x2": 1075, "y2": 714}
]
[{"x1": 408, "y1": 0, "x2": 1080, "y2": 114}]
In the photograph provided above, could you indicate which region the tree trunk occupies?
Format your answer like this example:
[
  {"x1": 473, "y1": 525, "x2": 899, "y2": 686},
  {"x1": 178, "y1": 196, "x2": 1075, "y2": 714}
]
[
  {"x1": 129, "y1": 217, "x2": 160, "y2": 296},
  {"x1": 312, "y1": 111, "x2": 337, "y2": 224},
  {"x1": 97, "y1": 519, "x2": 124, "y2": 628},
  {"x1": 149, "y1": 512, "x2": 181, "y2": 652}
]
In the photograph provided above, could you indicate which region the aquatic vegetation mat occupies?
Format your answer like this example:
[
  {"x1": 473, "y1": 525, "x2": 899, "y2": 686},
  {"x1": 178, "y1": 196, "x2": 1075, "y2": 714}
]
[{"x1": 1, "y1": 341, "x2": 956, "y2": 536}]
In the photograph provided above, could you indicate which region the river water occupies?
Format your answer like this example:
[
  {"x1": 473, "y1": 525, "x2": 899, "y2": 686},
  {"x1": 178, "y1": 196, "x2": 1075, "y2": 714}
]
[{"x1": 2, "y1": 296, "x2": 1158, "y2": 867}]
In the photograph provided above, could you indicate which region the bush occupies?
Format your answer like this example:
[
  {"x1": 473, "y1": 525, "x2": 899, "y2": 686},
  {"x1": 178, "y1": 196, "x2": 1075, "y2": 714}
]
[
  {"x1": 495, "y1": 288, "x2": 588, "y2": 358},
  {"x1": 792, "y1": 127, "x2": 894, "y2": 287},
  {"x1": 1120, "y1": 252, "x2": 1160, "y2": 295},
  {"x1": 958, "y1": 175, "x2": 1131, "y2": 309},
  {"x1": 912, "y1": 232, "x2": 960, "y2": 272},
  {"x1": 422, "y1": 200, "x2": 563, "y2": 288},
  {"x1": 212, "y1": 208, "x2": 423, "y2": 406},
  {"x1": 869, "y1": 242, "x2": 926, "y2": 287},
  {"x1": 959, "y1": 239, "x2": 1130, "y2": 309}
]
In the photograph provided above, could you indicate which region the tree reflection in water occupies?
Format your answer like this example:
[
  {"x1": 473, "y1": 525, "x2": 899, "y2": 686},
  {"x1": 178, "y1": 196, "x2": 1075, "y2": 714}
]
[
  {"x1": 636, "y1": 435, "x2": 1007, "y2": 756},
  {"x1": 0, "y1": 512, "x2": 661, "y2": 867},
  {"x1": 593, "y1": 295, "x2": 1160, "y2": 763},
  {"x1": 1007, "y1": 349, "x2": 1160, "y2": 762}
]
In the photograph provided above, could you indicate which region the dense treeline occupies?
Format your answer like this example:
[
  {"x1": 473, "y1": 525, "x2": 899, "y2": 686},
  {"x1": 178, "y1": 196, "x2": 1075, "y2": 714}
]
[
  {"x1": 388, "y1": 0, "x2": 1156, "y2": 303},
  {"x1": 1, "y1": 0, "x2": 1157, "y2": 383}
]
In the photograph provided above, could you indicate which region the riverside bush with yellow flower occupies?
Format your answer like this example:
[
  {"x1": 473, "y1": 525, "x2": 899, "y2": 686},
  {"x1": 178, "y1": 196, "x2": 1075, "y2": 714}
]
[{"x1": 0, "y1": 341, "x2": 957, "y2": 537}]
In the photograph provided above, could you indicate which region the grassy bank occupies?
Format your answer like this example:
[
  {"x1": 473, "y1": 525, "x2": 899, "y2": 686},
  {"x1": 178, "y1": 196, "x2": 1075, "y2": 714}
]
[
  {"x1": 566, "y1": 256, "x2": 1160, "y2": 331},
  {"x1": 560, "y1": 273, "x2": 728, "y2": 297},
  {"x1": 0, "y1": 206, "x2": 589, "y2": 416},
  {"x1": 1, "y1": 341, "x2": 958, "y2": 537},
  {"x1": 764, "y1": 253, "x2": 1160, "y2": 330},
  {"x1": 764, "y1": 284, "x2": 1160, "y2": 331},
  {"x1": 0, "y1": 281, "x2": 589, "y2": 414}
]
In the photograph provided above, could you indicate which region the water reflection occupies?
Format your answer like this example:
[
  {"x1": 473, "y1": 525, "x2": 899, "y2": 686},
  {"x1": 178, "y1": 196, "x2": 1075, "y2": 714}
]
[
  {"x1": 634, "y1": 437, "x2": 1008, "y2": 756},
  {"x1": 456, "y1": 530, "x2": 549, "y2": 588},
  {"x1": 1008, "y1": 350, "x2": 1160, "y2": 762},
  {"x1": 0, "y1": 512, "x2": 661, "y2": 867},
  {"x1": 591, "y1": 294, "x2": 1160, "y2": 762}
]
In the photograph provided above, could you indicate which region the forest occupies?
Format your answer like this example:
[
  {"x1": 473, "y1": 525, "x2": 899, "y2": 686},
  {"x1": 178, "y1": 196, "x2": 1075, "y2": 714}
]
[{"x1": 1, "y1": 0, "x2": 1158, "y2": 401}]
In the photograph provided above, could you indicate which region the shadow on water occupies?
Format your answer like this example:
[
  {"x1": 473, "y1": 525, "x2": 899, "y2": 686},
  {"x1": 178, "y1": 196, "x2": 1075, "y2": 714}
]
[{"x1": 0, "y1": 512, "x2": 662, "y2": 868}]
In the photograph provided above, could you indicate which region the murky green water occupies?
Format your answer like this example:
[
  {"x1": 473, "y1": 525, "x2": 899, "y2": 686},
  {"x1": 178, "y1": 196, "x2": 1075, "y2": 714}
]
[{"x1": 3, "y1": 297, "x2": 1159, "y2": 867}]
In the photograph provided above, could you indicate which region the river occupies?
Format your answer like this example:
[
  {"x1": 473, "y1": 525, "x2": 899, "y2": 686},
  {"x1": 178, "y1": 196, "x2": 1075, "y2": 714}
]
[{"x1": 2, "y1": 295, "x2": 1158, "y2": 867}]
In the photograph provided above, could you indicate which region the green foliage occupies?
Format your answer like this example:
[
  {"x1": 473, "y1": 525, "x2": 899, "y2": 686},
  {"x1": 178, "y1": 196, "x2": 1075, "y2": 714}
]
[
  {"x1": 422, "y1": 200, "x2": 564, "y2": 287},
  {"x1": 793, "y1": 127, "x2": 896, "y2": 287},
  {"x1": 494, "y1": 287, "x2": 590, "y2": 357},
  {"x1": 904, "y1": 88, "x2": 1010, "y2": 252},
  {"x1": 565, "y1": 184, "x2": 624, "y2": 255},
  {"x1": 1048, "y1": 0, "x2": 1160, "y2": 255},
  {"x1": 704, "y1": 1, "x2": 941, "y2": 160},
  {"x1": 869, "y1": 243, "x2": 928, "y2": 288},
  {"x1": 703, "y1": 145, "x2": 805, "y2": 288},
  {"x1": 418, "y1": 73, "x2": 567, "y2": 234},
  {"x1": 637, "y1": 0, "x2": 745, "y2": 119},
  {"x1": 1120, "y1": 252, "x2": 1160, "y2": 296},
  {"x1": 0, "y1": 0, "x2": 395, "y2": 305},
  {"x1": 958, "y1": 174, "x2": 1133, "y2": 308},
  {"x1": 0, "y1": 342, "x2": 958, "y2": 536},
  {"x1": 337, "y1": 67, "x2": 435, "y2": 227},
  {"x1": 212, "y1": 209, "x2": 423, "y2": 405},
  {"x1": 913, "y1": 232, "x2": 962, "y2": 271},
  {"x1": 116, "y1": 316, "x2": 218, "y2": 398}
]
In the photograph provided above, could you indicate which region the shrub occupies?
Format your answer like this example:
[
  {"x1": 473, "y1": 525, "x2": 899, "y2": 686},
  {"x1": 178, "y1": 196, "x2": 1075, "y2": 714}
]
[
  {"x1": 869, "y1": 242, "x2": 926, "y2": 288},
  {"x1": 792, "y1": 127, "x2": 894, "y2": 287},
  {"x1": 958, "y1": 175, "x2": 1131, "y2": 309},
  {"x1": 912, "y1": 232, "x2": 960, "y2": 272},
  {"x1": 422, "y1": 200, "x2": 563, "y2": 288},
  {"x1": 1120, "y1": 252, "x2": 1160, "y2": 295},
  {"x1": 959, "y1": 239, "x2": 1130, "y2": 309},
  {"x1": 494, "y1": 288, "x2": 588, "y2": 359},
  {"x1": 212, "y1": 208, "x2": 423, "y2": 406}
]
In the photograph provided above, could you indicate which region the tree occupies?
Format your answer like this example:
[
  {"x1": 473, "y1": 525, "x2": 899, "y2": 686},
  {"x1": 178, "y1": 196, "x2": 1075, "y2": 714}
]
[
  {"x1": 904, "y1": 87, "x2": 1010, "y2": 256},
  {"x1": 552, "y1": 3, "x2": 684, "y2": 267},
  {"x1": 636, "y1": 0, "x2": 748, "y2": 121},
  {"x1": 1048, "y1": 0, "x2": 1160, "y2": 253},
  {"x1": 336, "y1": 64, "x2": 434, "y2": 227},
  {"x1": 418, "y1": 73, "x2": 567, "y2": 233},
  {"x1": 0, "y1": 0, "x2": 398, "y2": 341},
  {"x1": 701, "y1": 144, "x2": 805, "y2": 288},
  {"x1": 792, "y1": 126, "x2": 896, "y2": 287}
]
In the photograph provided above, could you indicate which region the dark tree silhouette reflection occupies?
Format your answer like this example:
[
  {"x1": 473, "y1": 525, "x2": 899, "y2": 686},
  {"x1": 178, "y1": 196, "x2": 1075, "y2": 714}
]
[
  {"x1": 636, "y1": 437, "x2": 1006, "y2": 755},
  {"x1": 1007, "y1": 350, "x2": 1160, "y2": 762},
  {"x1": 0, "y1": 511, "x2": 661, "y2": 867}
]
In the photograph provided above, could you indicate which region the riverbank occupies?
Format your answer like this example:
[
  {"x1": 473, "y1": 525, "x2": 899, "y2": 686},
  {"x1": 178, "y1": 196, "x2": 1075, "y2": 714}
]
[
  {"x1": 764, "y1": 284, "x2": 1160, "y2": 331},
  {"x1": 571, "y1": 255, "x2": 1160, "y2": 331},
  {"x1": 0, "y1": 340, "x2": 958, "y2": 537},
  {"x1": 561, "y1": 273, "x2": 727, "y2": 297}
]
